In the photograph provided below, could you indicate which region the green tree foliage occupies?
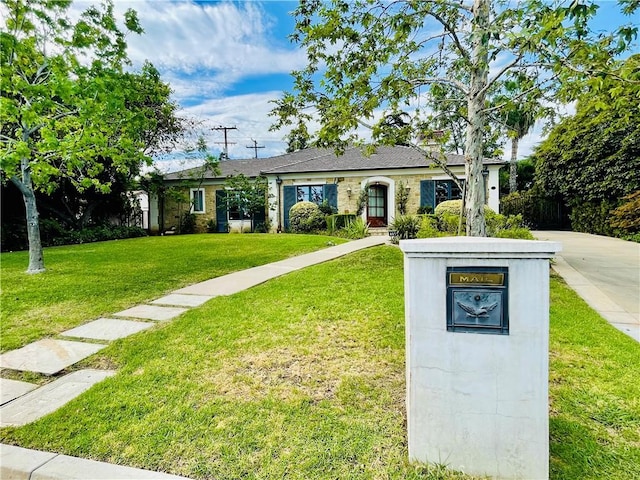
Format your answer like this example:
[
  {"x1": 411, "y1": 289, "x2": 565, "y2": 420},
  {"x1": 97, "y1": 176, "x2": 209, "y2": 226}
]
[
  {"x1": 271, "y1": 0, "x2": 637, "y2": 237},
  {"x1": 224, "y1": 174, "x2": 270, "y2": 232},
  {"x1": 493, "y1": 82, "x2": 546, "y2": 194},
  {"x1": 499, "y1": 158, "x2": 535, "y2": 195},
  {"x1": 534, "y1": 55, "x2": 640, "y2": 215},
  {"x1": 0, "y1": 0, "x2": 148, "y2": 272},
  {"x1": 23, "y1": 62, "x2": 183, "y2": 235}
]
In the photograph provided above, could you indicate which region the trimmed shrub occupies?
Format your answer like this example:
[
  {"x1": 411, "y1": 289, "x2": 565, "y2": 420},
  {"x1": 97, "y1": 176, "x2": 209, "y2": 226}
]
[
  {"x1": 4, "y1": 219, "x2": 148, "y2": 251},
  {"x1": 434, "y1": 199, "x2": 463, "y2": 216},
  {"x1": 494, "y1": 228, "x2": 535, "y2": 240},
  {"x1": 434, "y1": 199, "x2": 496, "y2": 217},
  {"x1": 289, "y1": 201, "x2": 325, "y2": 233}
]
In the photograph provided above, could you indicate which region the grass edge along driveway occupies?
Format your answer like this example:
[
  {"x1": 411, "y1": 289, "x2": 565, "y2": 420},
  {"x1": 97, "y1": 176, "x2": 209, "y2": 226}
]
[
  {"x1": 1, "y1": 234, "x2": 346, "y2": 352},
  {"x1": 1, "y1": 246, "x2": 639, "y2": 480}
]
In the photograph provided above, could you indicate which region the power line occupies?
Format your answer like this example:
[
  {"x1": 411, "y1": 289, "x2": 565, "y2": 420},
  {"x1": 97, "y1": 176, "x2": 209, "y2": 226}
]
[
  {"x1": 213, "y1": 125, "x2": 237, "y2": 159},
  {"x1": 246, "y1": 139, "x2": 265, "y2": 159}
]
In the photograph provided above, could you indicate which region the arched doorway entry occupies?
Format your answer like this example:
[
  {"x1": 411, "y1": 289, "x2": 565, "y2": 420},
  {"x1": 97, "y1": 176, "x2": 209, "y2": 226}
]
[{"x1": 367, "y1": 184, "x2": 387, "y2": 227}]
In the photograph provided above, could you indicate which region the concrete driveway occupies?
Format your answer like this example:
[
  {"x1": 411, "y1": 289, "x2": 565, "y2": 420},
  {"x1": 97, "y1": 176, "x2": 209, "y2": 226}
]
[{"x1": 533, "y1": 230, "x2": 639, "y2": 342}]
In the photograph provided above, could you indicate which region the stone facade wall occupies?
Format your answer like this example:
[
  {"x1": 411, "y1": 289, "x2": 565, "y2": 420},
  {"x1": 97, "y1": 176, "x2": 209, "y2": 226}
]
[
  {"x1": 163, "y1": 184, "x2": 222, "y2": 233},
  {"x1": 161, "y1": 166, "x2": 490, "y2": 233},
  {"x1": 280, "y1": 172, "x2": 452, "y2": 217}
]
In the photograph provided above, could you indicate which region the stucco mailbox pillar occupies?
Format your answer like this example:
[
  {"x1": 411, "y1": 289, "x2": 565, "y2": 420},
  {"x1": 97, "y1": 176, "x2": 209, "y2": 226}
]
[{"x1": 400, "y1": 237, "x2": 561, "y2": 480}]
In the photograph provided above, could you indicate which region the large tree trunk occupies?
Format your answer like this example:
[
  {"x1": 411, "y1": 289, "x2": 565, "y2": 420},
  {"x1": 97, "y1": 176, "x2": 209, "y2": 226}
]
[
  {"x1": 464, "y1": 0, "x2": 489, "y2": 237},
  {"x1": 509, "y1": 136, "x2": 519, "y2": 193},
  {"x1": 11, "y1": 157, "x2": 45, "y2": 273}
]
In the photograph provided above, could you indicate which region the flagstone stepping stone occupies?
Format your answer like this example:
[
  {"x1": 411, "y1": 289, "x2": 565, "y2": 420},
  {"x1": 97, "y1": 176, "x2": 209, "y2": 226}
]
[
  {"x1": 0, "y1": 339, "x2": 107, "y2": 375},
  {"x1": 150, "y1": 293, "x2": 214, "y2": 307},
  {"x1": 112, "y1": 304, "x2": 187, "y2": 321},
  {"x1": 0, "y1": 378, "x2": 38, "y2": 406},
  {"x1": 61, "y1": 318, "x2": 154, "y2": 341},
  {"x1": 0, "y1": 369, "x2": 115, "y2": 427}
]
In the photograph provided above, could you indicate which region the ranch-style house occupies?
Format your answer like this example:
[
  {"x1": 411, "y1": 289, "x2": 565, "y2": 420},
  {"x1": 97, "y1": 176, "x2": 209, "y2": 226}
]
[{"x1": 149, "y1": 145, "x2": 504, "y2": 234}]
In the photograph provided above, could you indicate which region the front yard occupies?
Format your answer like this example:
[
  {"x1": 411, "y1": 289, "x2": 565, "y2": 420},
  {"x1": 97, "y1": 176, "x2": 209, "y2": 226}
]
[
  {"x1": 1, "y1": 234, "x2": 345, "y2": 352},
  {"x1": 1, "y1": 239, "x2": 638, "y2": 479}
]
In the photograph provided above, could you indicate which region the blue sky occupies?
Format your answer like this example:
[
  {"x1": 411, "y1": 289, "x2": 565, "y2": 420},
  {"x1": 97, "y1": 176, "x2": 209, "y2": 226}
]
[{"x1": 94, "y1": 0, "x2": 637, "y2": 171}]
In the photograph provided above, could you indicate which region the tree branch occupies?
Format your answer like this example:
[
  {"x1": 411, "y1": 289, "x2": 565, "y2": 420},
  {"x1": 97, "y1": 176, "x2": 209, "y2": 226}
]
[
  {"x1": 406, "y1": 77, "x2": 469, "y2": 95},
  {"x1": 480, "y1": 54, "x2": 522, "y2": 96},
  {"x1": 9, "y1": 175, "x2": 29, "y2": 196},
  {"x1": 426, "y1": 10, "x2": 471, "y2": 62}
]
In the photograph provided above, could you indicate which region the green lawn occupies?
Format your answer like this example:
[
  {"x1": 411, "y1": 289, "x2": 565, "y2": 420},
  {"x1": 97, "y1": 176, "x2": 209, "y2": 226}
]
[
  {"x1": 0, "y1": 234, "x2": 345, "y2": 352},
  {"x1": 1, "y1": 243, "x2": 638, "y2": 479}
]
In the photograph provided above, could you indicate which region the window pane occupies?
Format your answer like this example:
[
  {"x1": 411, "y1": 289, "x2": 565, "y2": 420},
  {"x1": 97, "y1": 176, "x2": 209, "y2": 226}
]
[
  {"x1": 451, "y1": 181, "x2": 463, "y2": 200},
  {"x1": 229, "y1": 205, "x2": 240, "y2": 220},
  {"x1": 296, "y1": 185, "x2": 324, "y2": 205},
  {"x1": 296, "y1": 186, "x2": 309, "y2": 202},
  {"x1": 193, "y1": 190, "x2": 204, "y2": 212},
  {"x1": 310, "y1": 186, "x2": 323, "y2": 204},
  {"x1": 434, "y1": 180, "x2": 464, "y2": 206}
]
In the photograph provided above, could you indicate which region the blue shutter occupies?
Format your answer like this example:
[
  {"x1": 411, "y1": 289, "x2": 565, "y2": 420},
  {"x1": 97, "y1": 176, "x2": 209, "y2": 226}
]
[
  {"x1": 420, "y1": 180, "x2": 435, "y2": 211},
  {"x1": 215, "y1": 190, "x2": 228, "y2": 232},
  {"x1": 283, "y1": 186, "x2": 296, "y2": 229},
  {"x1": 323, "y1": 184, "x2": 338, "y2": 210},
  {"x1": 252, "y1": 204, "x2": 266, "y2": 231}
]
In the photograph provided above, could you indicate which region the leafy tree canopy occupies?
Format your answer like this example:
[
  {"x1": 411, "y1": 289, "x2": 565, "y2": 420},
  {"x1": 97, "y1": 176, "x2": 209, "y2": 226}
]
[
  {"x1": 270, "y1": 0, "x2": 637, "y2": 236},
  {"x1": 533, "y1": 54, "x2": 640, "y2": 204},
  {"x1": 0, "y1": 0, "x2": 164, "y2": 272}
]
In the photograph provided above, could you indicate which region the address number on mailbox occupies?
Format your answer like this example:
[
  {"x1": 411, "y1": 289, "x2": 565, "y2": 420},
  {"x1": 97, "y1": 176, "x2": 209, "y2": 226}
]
[{"x1": 446, "y1": 267, "x2": 509, "y2": 335}]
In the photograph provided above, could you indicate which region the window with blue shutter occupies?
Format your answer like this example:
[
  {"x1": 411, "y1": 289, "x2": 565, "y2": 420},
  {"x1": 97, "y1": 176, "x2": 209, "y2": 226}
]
[{"x1": 283, "y1": 184, "x2": 337, "y2": 229}]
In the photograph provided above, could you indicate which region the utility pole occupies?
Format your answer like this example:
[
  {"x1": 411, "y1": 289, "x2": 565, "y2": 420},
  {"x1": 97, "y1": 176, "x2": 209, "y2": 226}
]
[
  {"x1": 213, "y1": 126, "x2": 237, "y2": 159},
  {"x1": 246, "y1": 139, "x2": 265, "y2": 159}
]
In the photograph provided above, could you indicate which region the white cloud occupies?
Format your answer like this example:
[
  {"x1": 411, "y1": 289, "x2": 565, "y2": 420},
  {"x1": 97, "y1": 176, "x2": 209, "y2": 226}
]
[{"x1": 114, "y1": 1, "x2": 305, "y2": 88}]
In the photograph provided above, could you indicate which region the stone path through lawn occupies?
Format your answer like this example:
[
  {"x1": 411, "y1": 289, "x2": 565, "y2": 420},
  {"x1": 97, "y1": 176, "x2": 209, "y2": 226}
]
[{"x1": 0, "y1": 236, "x2": 387, "y2": 479}]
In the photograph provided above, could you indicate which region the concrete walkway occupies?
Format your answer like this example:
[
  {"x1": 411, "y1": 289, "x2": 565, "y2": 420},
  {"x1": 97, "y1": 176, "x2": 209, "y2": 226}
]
[
  {"x1": 533, "y1": 231, "x2": 640, "y2": 342},
  {"x1": 0, "y1": 235, "x2": 388, "y2": 479}
]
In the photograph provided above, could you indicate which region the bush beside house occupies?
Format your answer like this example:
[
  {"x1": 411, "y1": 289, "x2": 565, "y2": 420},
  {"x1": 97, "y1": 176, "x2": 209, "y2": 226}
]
[
  {"x1": 289, "y1": 201, "x2": 326, "y2": 233},
  {"x1": 386, "y1": 199, "x2": 532, "y2": 244}
]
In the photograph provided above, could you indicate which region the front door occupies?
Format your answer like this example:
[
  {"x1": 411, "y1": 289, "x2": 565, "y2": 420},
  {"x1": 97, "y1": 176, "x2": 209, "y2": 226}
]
[{"x1": 367, "y1": 184, "x2": 387, "y2": 227}]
